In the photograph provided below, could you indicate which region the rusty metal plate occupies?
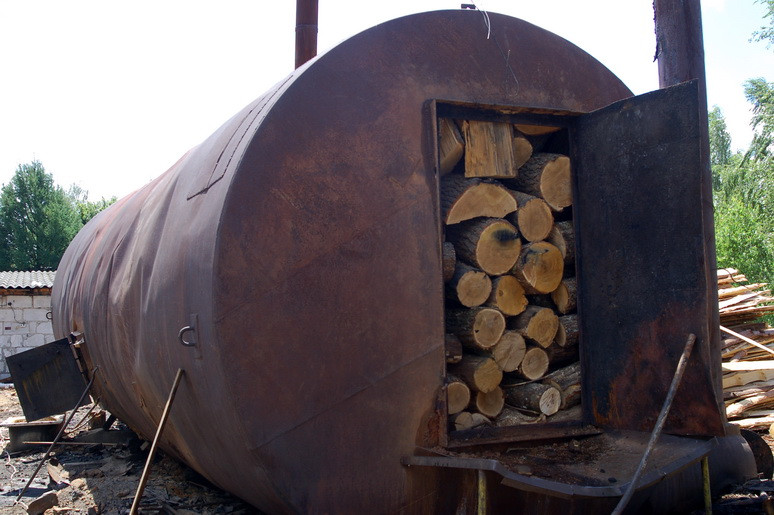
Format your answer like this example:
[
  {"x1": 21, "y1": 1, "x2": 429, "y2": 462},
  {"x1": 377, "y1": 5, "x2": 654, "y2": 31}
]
[
  {"x1": 572, "y1": 80, "x2": 724, "y2": 436},
  {"x1": 7, "y1": 338, "x2": 87, "y2": 421}
]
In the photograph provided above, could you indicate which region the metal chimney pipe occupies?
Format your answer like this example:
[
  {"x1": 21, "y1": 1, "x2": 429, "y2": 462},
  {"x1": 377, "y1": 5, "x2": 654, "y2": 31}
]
[{"x1": 295, "y1": 0, "x2": 319, "y2": 69}]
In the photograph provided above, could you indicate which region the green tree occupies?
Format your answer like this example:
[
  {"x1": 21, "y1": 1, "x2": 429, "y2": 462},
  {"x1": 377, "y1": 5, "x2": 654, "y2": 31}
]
[
  {"x1": 709, "y1": 106, "x2": 732, "y2": 168},
  {"x1": 67, "y1": 184, "x2": 117, "y2": 225},
  {"x1": 752, "y1": 0, "x2": 774, "y2": 47},
  {"x1": 0, "y1": 161, "x2": 82, "y2": 270}
]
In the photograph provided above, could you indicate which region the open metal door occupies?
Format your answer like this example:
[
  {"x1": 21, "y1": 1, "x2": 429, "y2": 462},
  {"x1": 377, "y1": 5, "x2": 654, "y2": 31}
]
[{"x1": 572, "y1": 80, "x2": 725, "y2": 436}]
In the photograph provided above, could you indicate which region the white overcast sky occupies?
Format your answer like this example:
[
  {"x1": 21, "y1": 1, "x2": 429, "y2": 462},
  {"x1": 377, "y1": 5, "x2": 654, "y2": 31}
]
[{"x1": 1, "y1": 0, "x2": 772, "y2": 200}]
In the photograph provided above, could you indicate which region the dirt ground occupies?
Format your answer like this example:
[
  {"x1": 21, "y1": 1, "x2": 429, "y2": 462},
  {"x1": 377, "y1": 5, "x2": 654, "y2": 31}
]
[
  {"x1": 3, "y1": 386, "x2": 774, "y2": 514},
  {"x1": 0, "y1": 386, "x2": 258, "y2": 514}
]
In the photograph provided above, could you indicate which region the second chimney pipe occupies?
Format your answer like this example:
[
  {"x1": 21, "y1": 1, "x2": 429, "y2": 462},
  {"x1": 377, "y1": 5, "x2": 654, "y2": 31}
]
[{"x1": 295, "y1": 0, "x2": 319, "y2": 69}]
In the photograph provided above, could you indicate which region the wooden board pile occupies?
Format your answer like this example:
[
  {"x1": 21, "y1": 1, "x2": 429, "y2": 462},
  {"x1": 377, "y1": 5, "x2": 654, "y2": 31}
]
[
  {"x1": 439, "y1": 118, "x2": 581, "y2": 432},
  {"x1": 719, "y1": 268, "x2": 774, "y2": 429}
]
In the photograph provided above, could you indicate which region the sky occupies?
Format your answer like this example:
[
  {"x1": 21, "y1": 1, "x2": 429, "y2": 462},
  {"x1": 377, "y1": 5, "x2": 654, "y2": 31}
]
[{"x1": 1, "y1": 0, "x2": 772, "y2": 201}]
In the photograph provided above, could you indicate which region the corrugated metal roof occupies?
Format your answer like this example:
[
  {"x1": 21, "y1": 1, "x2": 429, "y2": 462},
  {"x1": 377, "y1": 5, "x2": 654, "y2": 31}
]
[{"x1": 0, "y1": 270, "x2": 56, "y2": 289}]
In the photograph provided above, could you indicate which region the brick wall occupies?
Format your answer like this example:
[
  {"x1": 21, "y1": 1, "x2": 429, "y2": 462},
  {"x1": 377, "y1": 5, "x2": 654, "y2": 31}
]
[{"x1": 0, "y1": 294, "x2": 55, "y2": 377}]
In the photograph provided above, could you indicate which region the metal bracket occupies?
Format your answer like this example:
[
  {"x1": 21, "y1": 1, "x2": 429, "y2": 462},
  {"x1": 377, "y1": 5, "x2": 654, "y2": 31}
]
[{"x1": 178, "y1": 314, "x2": 202, "y2": 360}]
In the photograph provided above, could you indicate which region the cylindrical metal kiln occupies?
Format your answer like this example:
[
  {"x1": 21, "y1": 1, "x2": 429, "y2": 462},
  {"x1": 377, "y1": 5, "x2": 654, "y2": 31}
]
[{"x1": 52, "y1": 9, "x2": 756, "y2": 513}]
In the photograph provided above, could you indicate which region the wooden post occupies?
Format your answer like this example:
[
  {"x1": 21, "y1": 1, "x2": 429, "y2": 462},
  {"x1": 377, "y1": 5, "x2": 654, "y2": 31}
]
[
  {"x1": 653, "y1": 0, "x2": 724, "y2": 423},
  {"x1": 130, "y1": 369, "x2": 185, "y2": 515}
]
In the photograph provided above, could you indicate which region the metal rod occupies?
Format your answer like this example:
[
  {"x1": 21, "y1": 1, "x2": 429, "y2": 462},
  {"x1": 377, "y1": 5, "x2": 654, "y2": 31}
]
[
  {"x1": 295, "y1": 0, "x2": 319, "y2": 68},
  {"x1": 15, "y1": 367, "x2": 99, "y2": 503},
  {"x1": 477, "y1": 469, "x2": 487, "y2": 515},
  {"x1": 702, "y1": 456, "x2": 712, "y2": 514},
  {"x1": 129, "y1": 368, "x2": 185, "y2": 515},
  {"x1": 22, "y1": 440, "x2": 121, "y2": 447},
  {"x1": 611, "y1": 334, "x2": 696, "y2": 515}
]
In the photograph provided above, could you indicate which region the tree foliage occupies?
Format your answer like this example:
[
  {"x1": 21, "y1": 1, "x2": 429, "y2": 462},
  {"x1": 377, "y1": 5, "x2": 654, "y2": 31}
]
[
  {"x1": 752, "y1": 0, "x2": 774, "y2": 47},
  {"x1": 0, "y1": 161, "x2": 82, "y2": 270}
]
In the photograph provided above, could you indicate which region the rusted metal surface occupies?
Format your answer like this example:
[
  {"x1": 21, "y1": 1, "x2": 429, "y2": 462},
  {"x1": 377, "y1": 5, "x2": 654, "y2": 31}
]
[
  {"x1": 295, "y1": 0, "x2": 318, "y2": 69},
  {"x1": 653, "y1": 0, "x2": 725, "y2": 423},
  {"x1": 573, "y1": 80, "x2": 725, "y2": 436},
  {"x1": 50, "y1": 9, "x2": 737, "y2": 513},
  {"x1": 7, "y1": 338, "x2": 86, "y2": 421}
]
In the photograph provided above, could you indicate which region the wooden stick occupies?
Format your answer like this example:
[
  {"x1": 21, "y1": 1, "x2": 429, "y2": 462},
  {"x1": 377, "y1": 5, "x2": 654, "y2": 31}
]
[
  {"x1": 611, "y1": 334, "x2": 696, "y2": 515},
  {"x1": 130, "y1": 368, "x2": 185, "y2": 515},
  {"x1": 720, "y1": 325, "x2": 774, "y2": 357},
  {"x1": 22, "y1": 440, "x2": 121, "y2": 447}
]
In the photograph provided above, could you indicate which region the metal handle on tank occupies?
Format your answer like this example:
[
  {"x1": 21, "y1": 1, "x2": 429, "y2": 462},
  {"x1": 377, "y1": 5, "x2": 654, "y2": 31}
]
[{"x1": 179, "y1": 326, "x2": 196, "y2": 346}]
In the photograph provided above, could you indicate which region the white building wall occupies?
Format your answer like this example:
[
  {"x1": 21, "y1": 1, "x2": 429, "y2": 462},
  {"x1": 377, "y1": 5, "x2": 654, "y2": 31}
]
[{"x1": 0, "y1": 294, "x2": 55, "y2": 377}]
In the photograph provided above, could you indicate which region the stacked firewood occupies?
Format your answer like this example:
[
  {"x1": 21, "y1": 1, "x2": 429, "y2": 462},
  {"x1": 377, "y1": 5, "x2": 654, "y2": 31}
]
[
  {"x1": 719, "y1": 268, "x2": 774, "y2": 429},
  {"x1": 439, "y1": 118, "x2": 581, "y2": 431}
]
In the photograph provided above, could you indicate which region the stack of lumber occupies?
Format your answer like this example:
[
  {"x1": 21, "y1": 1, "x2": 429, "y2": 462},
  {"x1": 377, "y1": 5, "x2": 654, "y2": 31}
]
[
  {"x1": 439, "y1": 118, "x2": 582, "y2": 432},
  {"x1": 719, "y1": 268, "x2": 774, "y2": 429}
]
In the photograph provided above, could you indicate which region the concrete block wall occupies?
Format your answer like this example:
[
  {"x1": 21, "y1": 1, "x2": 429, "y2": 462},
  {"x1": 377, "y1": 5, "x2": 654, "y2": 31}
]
[{"x1": 0, "y1": 294, "x2": 55, "y2": 377}]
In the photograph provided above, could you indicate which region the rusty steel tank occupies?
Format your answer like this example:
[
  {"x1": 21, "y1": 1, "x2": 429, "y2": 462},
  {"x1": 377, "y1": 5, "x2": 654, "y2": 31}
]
[{"x1": 51, "y1": 9, "x2": 744, "y2": 513}]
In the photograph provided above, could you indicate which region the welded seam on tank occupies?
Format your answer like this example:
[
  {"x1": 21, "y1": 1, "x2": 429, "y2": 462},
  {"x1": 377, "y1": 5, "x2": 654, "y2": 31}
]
[{"x1": 250, "y1": 342, "x2": 442, "y2": 450}]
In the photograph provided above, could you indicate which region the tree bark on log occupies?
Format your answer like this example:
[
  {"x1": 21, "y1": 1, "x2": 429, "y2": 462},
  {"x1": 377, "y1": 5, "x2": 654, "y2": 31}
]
[
  {"x1": 551, "y1": 277, "x2": 577, "y2": 314},
  {"x1": 546, "y1": 338, "x2": 579, "y2": 367},
  {"x1": 447, "y1": 217, "x2": 521, "y2": 276},
  {"x1": 557, "y1": 314, "x2": 579, "y2": 347},
  {"x1": 447, "y1": 374, "x2": 471, "y2": 415},
  {"x1": 442, "y1": 241, "x2": 456, "y2": 283},
  {"x1": 504, "y1": 382, "x2": 561, "y2": 416},
  {"x1": 506, "y1": 190, "x2": 554, "y2": 243},
  {"x1": 446, "y1": 307, "x2": 506, "y2": 351},
  {"x1": 471, "y1": 386, "x2": 505, "y2": 418},
  {"x1": 439, "y1": 118, "x2": 464, "y2": 176},
  {"x1": 495, "y1": 407, "x2": 545, "y2": 426},
  {"x1": 510, "y1": 306, "x2": 559, "y2": 348},
  {"x1": 514, "y1": 124, "x2": 562, "y2": 137},
  {"x1": 449, "y1": 355, "x2": 503, "y2": 393},
  {"x1": 462, "y1": 120, "x2": 518, "y2": 178},
  {"x1": 485, "y1": 275, "x2": 528, "y2": 316},
  {"x1": 446, "y1": 262, "x2": 492, "y2": 308},
  {"x1": 445, "y1": 333, "x2": 463, "y2": 364},
  {"x1": 547, "y1": 221, "x2": 575, "y2": 266},
  {"x1": 547, "y1": 404, "x2": 582, "y2": 423},
  {"x1": 512, "y1": 130, "x2": 533, "y2": 169},
  {"x1": 507, "y1": 153, "x2": 572, "y2": 211},
  {"x1": 542, "y1": 362, "x2": 581, "y2": 410},
  {"x1": 440, "y1": 175, "x2": 517, "y2": 225},
  {"x1": 491, "y1": 330, "x2": 527, "y2": 373},
  {"x1": 511, "y1": 241, "x2": 564, "y2": 294}
]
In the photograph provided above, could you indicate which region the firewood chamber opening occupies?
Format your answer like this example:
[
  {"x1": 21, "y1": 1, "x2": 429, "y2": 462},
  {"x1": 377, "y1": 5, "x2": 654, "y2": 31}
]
[{"x1": 438, "y1": 106, "x2": 581, "y2": 439}]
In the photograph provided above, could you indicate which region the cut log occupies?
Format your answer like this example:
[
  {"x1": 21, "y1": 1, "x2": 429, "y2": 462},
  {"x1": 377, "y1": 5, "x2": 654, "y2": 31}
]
[
  {"x1": 462, "y1": 120, "x2": 518, "y2": 178},
  {"x1": 486, "y1": 275, "x2": 528, "y2": 316},
  {"x1": 510, "y1": 306, "x2": 559, "y2": 348},
  {"x1": 542, "y1": 362, "x2": 581, "y2": 410},
  {"x1": 557, "y1": 314, "x2": 579, "y2": 347},
  {"x1": 546, "y1": 339, "x2": 579, "y2": 367},
  {"x1": 506, "y1": 191, "x2": 553, "y2": 243},
  {"x1": 442, "y1": 241, "x2": 456, "y2": 283},
  {"x1": 447, "y1": 218, "x2": 521, "y2": 276},
  {"x1": 449, "y1": 355, "x2": 503, "y2": 393},
  {"x1": 551, "y1": 277, "x2": 577, "y2": 314},
  {"x1": 471, "y1": 386, "x2": 505, "y2": 418},
  {"x1": 445, "y1": 333, "x2": 463, "y2": 364},
  {"x1": 496, "y1": 407, "x2": 545, "y2": 426},
  {"x1": 514, "y1": 345, "x2": 550, "y2": 381},
  {"x1": 514, "y1": 124, "x2": 562, "y2": 137},
  {"x1": 512, "y1": 131, "x2": 533, "y2": 169},
  {"x1": 491, "y1": 330, "x2": 527, "y2": 373},
  {"x1": 453, "y1": 411, "x2": 490, "y2": 431},
  {"x1": 439, "y1": 118, "x2": 464, "y2": 176},
  {"x1": 508, "y1": 153, "x2": 572, "y2": 211},
  {"x1": 511, "y1": 241, "x2": 564, "y2": 294},
  {"x1": 504, "y1": 382, "x2": 561, "y2": 416},
  {"x1": 446, "y1": 262, "x2": 492, "y2": 307},
  {"x1": 547, "y1": 221, "x2": 575, "y2": 265},
  {"x1": 446, "y1": 307, "x2": 506, "y2": 351},
  {"x1": 447, "y1": 375, "x2": 472, "y2": 415},
  {"x1": 441, "y1": 175, "x2": 517, "y2": 225},
  {"x1": 554, "y1": 320, "x2": 567, "y2": 347}
]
